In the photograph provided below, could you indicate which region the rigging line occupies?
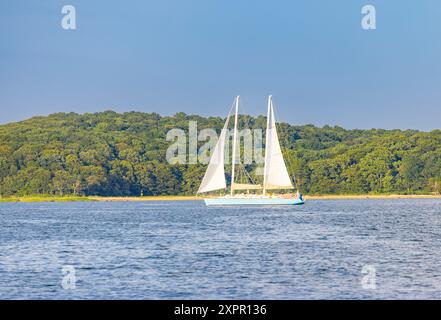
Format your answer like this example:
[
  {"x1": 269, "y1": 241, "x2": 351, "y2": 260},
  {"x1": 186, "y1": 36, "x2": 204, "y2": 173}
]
[
  {"x1": 239, "y1": 166, "x2": 246, "y2": 184},
  {"x1": 225, "y1": 96, "x2": 238, "y2": 166},
  {"x1": 233, "y1": 97, "x2": 247, "y2": 185},
  {"x1": 243, "y1": 165, "x2": 256, "y2": 184},
  {"x1": 241, "y1": 97, "x2": 263, "y2": 186},
  {"x1": 230, "y1": 95, "x2": 241, "y2": 196},
  {"x1": 239, "y1": 99, "x2": 259, "y2": 186}
]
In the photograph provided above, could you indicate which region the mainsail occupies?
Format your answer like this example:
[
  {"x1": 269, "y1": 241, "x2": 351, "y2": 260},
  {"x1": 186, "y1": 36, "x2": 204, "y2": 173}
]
[
  {"x1": 263, "y1": 96, "x2": 294, "y2": 192},
  {"x1": 197, "y1": 105, "x2": 232, "y2": 193}
]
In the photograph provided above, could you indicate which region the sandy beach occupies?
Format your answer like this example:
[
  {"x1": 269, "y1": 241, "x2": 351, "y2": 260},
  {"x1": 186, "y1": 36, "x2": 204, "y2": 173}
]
[
  {"x1": 91, "y1": 194, "x2": 441, "y2": 202},
  {"x1": 1, "y1": 194, "x2": 441, "y2": 202}
]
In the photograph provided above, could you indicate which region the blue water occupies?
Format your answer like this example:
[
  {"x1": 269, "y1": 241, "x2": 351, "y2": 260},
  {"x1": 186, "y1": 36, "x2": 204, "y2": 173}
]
[{"x1": 1, "y1": 199, "x2": 441, "y2": 299}]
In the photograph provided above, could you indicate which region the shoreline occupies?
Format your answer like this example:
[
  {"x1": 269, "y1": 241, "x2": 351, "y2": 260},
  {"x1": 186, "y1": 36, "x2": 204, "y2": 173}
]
[
  {"x1": 304, "y1": 194, "x2": 441, "y2": 200},
  {"x1": 93, "y1": 194, "x2": 441, "y2": 201},
  {"x1": 92, "y1": 194, "x2": 441, "y2": 201},
  {"x1": 1, "y1": 194, "x2": 441, "y2": 203}
]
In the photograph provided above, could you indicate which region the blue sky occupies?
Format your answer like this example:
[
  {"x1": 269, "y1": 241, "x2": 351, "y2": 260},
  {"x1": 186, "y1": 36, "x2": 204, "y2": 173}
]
[{"x1": 1, "y1": 0, "x2": 440, "y2": 130}]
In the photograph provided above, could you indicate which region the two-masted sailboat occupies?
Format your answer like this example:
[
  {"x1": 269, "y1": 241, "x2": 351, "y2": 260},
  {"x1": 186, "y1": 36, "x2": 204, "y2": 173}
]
[{"x1": 197, "y1": 95, "x2": 304, "y2": 206}]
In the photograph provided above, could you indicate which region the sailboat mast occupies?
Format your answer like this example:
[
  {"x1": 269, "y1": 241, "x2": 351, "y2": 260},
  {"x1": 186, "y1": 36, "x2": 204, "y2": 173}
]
[
  {"x1": 263, "y1": 95, "x2": 271, "y2": 196},
  {"x1": 230, "y1": 96, "x2": 239, "y2": 196}
]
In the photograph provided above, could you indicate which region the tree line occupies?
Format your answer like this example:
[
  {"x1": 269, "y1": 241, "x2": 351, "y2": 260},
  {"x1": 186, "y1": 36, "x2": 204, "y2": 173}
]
[{"x1": 1, "y1": 110, "x2": 441, "y2": 197}]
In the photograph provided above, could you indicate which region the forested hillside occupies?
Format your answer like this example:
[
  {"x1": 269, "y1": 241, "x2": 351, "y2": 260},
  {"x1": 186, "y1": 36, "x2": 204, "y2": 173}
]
[{"x1": 1, "y1": 111, "x2": 441, "y2": 196}]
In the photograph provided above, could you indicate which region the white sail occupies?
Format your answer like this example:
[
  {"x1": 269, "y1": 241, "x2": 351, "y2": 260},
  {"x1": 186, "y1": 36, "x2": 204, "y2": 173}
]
[
  {"x1": 230, "y1": 96, "x2": 239, "y2": 195},
  {"x1": 263, "y1": 96, "x2": 294, "y2": 191},
  {"x1": 197, "y1": 107, "x2": 232, "y2": 193}
]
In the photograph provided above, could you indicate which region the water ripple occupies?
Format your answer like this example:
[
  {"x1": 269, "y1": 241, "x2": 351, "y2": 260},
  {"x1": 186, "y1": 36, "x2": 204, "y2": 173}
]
[{"x1": 0, "y1": 199, "x2": 441, "y2": 299}]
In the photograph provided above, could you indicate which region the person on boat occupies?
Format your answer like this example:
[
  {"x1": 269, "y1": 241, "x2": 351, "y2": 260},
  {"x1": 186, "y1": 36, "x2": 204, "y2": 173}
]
[{"x1": 296, "y1": 191, "x2": 303, "y2": 201}]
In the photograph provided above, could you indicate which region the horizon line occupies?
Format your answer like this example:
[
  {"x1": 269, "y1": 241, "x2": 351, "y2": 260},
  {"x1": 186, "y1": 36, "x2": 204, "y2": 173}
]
[{"x1": 0, "y1": 109, "x2": 438, "y2": 133}]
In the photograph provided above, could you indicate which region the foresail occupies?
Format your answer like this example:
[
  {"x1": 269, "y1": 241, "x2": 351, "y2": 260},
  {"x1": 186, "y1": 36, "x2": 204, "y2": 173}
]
[
  {"x1": 197, "y1": 112, "x2": 231, "y2": 193},
  {"x1": 263, "y1": 98, "x2": 294, "y2": 190}
]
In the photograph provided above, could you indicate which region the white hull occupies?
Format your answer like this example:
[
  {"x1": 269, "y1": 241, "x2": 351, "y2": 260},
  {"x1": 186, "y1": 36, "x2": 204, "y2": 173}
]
[{"x1": 204, "y1": 196, "x2": 304, "y2": 206}]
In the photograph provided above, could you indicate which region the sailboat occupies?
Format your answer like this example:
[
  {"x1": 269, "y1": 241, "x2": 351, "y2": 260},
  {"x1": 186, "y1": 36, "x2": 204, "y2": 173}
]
[{"x1": 197, "y1": 95, "x2": 304, "y2": 206}]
